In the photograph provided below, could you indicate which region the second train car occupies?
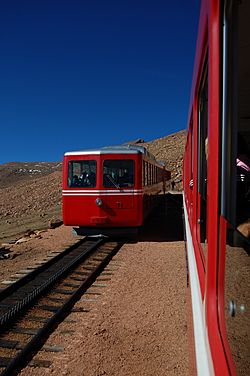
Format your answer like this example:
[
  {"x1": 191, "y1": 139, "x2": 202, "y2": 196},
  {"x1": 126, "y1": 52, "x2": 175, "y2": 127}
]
[{"x1": 62, "y1": 145, "x2": 170, "y2": 236}]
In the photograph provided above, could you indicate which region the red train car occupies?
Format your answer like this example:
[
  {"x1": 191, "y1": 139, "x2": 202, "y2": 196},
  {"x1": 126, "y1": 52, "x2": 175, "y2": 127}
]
[
  {"x1": 62, "y1": 145, "x2": 170, "y2": 236},
  {"x1": 183, "y1": 0, "x2": 249, "y2": 375}
]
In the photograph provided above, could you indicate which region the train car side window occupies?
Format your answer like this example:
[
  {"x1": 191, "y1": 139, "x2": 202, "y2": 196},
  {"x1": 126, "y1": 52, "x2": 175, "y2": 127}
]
[
  {"x1": 185, "y1": 118, "x2": 194, "y2": 215},
  {"x1": 191, "y1": 117, "x2": 194, "y2": 181},
  {"x1": 145, "y1": 161, "x2": 147, "y2": 186},
  {"x1": 146, "y1": 162, "x2": 149, "y2": 185},
  {"x1": 197, "y1": 62, "x2": 208, "y2": 258},
  {"x1": 68, "y1": 160, "x2": 97, "y2": 188},
  {"x1": 103, "y1": 159, "x2": 134, "y2": 188},
  {"x1": 142, "y1": 161, "x2": 145, "y2": 186}
]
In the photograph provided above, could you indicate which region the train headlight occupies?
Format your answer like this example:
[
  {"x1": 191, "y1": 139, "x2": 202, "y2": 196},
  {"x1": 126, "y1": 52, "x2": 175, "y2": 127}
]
[{"x1": 95, "y1": 198, "x2": 103, "y2": 207}]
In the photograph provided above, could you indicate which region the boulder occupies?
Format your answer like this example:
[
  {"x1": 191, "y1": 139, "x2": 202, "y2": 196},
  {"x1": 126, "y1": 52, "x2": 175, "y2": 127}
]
[{"x1": 49, "y1": 218, "x2": 63, "y2": 229}]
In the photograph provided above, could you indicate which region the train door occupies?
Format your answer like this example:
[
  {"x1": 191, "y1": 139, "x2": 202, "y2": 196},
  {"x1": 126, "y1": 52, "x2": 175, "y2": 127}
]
[
  {"x1": 220, "y1": 1, "x2": 250, "y2": 374},
  {"x1": 197, "y1": 63, "x2": 208, "y2": 259}
]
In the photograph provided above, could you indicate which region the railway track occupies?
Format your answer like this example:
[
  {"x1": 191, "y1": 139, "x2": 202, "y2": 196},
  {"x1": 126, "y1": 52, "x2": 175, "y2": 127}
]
[{"x1": 0, "y1": 237, "x2": 123, "y2": 375}]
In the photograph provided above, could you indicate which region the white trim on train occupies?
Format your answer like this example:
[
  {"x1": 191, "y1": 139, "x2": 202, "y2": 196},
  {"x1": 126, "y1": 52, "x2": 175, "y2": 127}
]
[
  {"x1": 183, "y1": 196, "x2": 214, "y2": 376},
  {"x1": 62, "y1": 189, "x2": 143, "y2": 196},
  {"x1": 62, "y1": 189, "x2": 143, "y2": 193}
]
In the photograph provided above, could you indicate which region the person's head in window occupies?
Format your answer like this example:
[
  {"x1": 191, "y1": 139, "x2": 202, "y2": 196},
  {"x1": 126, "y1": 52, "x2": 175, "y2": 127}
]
[{"x1": 72, "y1": 175, "x2": 79, "y2": 186}]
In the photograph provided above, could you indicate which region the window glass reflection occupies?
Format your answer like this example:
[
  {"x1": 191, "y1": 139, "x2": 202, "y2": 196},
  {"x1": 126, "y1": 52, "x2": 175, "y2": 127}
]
[{"x1": 103, "y1": 160, "x2": 134, "y2": 188}]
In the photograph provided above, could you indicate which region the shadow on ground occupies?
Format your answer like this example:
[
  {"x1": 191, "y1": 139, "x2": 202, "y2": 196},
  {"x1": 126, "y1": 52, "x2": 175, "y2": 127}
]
[{"x1": 132, "y1": 192, "x2": 184, "y2": 243}]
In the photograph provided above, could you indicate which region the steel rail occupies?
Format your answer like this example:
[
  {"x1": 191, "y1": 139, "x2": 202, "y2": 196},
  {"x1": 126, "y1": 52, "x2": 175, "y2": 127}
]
[
  {"x1": 0, "y1": 240, "x2": 122, "y2": 376},
  {"x1": 0, "y1": 238, "x2": 103, "y2": 328},
  {"x1": 0, "y1": 238, "x2": 90, "y2": 301}
]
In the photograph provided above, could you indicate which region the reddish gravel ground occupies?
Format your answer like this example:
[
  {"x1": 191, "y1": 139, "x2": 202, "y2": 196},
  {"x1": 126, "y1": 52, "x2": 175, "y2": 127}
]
[{"x1": 19, "y1": 239, "x2": 188, "y2": 376}]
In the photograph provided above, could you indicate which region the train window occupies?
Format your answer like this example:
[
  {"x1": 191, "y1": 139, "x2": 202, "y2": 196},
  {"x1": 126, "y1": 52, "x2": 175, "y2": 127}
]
[
  {"x1": 186, "y1": 117, "x2": 194, "y2": 212},
  {"x1": 222, "y1": 1, "x2": 250, "y2": 373},
  {"x1": 103, "y1": 159, "x2": 134, "y2": 188},
  {"x1": 142, "y1": 161, "x2": 145, "y2": 186},
  {"x1": 147, "y1": 163, "x2": 150, "y2": 185},
  {"x1": 144, "y1": 163, "x2": 146, "y2": 186},
  {"x1": 144, "y1": 162, "x2": 148, "y2": 186},
  {"x1": 68, "y1": 160, "x2": 97, "y2": 188},
  {"x1": 158, "y1": 168, "x2": 162, "y2": 183},
  {"x1": 146, "y1": 162, "x2": 149, "y2": 186},
  {"x1": 197, "y1": 62, "x2": 208, "y2": 258},
  {"x1": 190, "y1": 117, "x2": 194, "y2": 179}
]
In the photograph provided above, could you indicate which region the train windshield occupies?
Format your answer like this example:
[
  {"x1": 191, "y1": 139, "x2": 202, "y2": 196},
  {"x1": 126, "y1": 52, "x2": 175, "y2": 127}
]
[
  {"x1": 103, "y1": 159, "x2": 134, "y2": 188},
  {"x1": 68, "y1": 160, "x2": 96, "y2": 188}
]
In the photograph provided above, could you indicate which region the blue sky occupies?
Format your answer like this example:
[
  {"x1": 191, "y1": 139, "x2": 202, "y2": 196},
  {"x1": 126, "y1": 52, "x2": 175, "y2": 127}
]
[{"x1": 0, "y1": 1, "x2": 200, "y2": 163}]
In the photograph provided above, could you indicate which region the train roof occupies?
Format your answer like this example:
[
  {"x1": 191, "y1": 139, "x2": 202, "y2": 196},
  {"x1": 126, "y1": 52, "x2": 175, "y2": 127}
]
[{"x1": 64, "y1": 145, "x2": 165, "y2": 166}]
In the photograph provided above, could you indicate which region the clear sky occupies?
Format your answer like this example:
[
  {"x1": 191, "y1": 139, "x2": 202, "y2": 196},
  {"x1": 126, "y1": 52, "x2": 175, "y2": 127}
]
[{"x1": 0, "y1": 1, "x2": 200, "y2": 164}]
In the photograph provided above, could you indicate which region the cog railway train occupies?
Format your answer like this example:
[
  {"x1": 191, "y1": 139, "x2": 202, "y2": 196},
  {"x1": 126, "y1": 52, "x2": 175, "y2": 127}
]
[
  {"x1": 183, "y1": 0, "x2": 249, "y2": 375},
  {"x1": 62, "y1": 145, "x2": 170, "y2": 236}
]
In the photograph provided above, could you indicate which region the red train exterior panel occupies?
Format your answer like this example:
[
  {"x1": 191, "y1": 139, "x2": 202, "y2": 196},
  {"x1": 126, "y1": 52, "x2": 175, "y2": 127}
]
[{"x1": 183, "y1": 0, "x2": 249, "y2": 375}]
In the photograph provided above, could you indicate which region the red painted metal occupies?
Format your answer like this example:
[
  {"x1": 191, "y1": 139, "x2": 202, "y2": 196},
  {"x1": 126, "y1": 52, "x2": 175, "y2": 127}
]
[
  {"x1": 183, "y1": 0, "x2": 240, "y2": 374},
  {"x1": 217, "y1": 216, "x2": 237, "y2": 376}
]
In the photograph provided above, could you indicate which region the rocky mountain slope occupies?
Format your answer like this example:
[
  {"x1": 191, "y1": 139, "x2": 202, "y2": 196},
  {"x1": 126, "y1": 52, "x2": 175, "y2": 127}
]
[
  {"x1": 0, "y1": 162, "x2": 62, "y2": 189},
  {"x1": 139, "y1": 130, "x2": 186, "y2": 188},
  {"x1": 0, "y1": 130, "x2": 186, "y2": 242}
]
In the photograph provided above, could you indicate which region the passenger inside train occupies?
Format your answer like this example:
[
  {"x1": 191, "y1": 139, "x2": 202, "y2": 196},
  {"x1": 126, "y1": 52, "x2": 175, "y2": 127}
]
[{"x1": 68, "y1": 160, "x2": 96, "y2": 188}]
